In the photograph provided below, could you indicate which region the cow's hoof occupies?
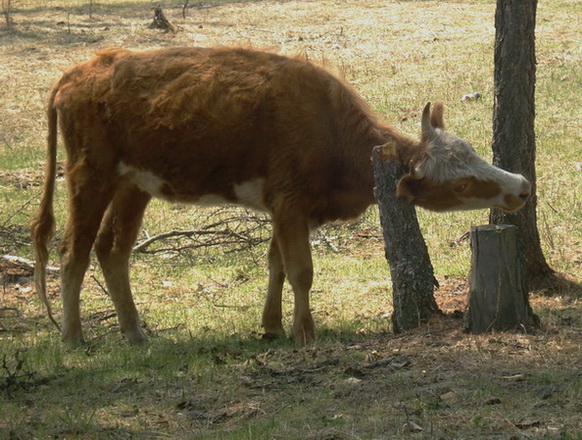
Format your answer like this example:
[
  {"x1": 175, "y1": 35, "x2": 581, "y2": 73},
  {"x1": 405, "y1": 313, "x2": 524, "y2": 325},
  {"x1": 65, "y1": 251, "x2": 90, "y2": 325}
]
[
  {"x1": 124, "y1": 327, "x2": 148, "y2": 344},
  {"x1": 262, "y1": 332, "x2": 284, "y2": 341}
]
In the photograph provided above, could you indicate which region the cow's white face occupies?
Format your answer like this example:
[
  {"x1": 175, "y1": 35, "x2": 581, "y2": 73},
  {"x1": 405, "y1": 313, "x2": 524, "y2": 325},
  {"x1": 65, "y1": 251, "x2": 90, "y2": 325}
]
[{"x1": 396, "y1": 103, "x2": 531, "y2": 213}]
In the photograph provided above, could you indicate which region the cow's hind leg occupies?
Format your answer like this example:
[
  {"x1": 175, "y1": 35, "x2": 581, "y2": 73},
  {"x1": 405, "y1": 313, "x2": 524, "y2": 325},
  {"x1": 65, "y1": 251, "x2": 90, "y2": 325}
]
[
  {"x1": 94, "y1": 183, "x2": 151, "y2": 344},
  {"x1": 59, "y1": 168, "x2": 117, "y2": 346},
  {"x1": 271, "y1": 208, "x2": 315, "y2": 345},
  {"x1": 262, "y1": 237, "x2": 286, "y2": 339}
]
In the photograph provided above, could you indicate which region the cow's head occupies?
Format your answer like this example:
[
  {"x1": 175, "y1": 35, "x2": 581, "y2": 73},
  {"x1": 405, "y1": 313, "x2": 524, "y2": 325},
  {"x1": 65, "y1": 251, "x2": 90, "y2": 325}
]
[{"x1": 395, "y1": 102, "x2": 531, "y2": 212}]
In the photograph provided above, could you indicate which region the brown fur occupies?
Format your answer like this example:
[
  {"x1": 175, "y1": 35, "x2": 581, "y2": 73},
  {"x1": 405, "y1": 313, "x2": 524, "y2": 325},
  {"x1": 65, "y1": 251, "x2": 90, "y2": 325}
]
[{"x1": 31, "y1": 47, "x2": 530, "y2": 346}]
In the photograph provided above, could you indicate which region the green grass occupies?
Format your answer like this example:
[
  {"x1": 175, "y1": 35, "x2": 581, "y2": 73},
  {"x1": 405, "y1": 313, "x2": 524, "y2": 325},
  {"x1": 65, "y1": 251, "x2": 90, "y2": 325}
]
[{"x1": 1, "y1": 0, "x2": 581, "y2": 438}]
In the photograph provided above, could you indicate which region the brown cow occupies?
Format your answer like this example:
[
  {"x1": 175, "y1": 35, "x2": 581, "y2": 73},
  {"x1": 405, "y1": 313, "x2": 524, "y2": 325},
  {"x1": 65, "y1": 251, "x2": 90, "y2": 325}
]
[{"x1": 32, "y1": 47, "x2": 531, "y2": 346}]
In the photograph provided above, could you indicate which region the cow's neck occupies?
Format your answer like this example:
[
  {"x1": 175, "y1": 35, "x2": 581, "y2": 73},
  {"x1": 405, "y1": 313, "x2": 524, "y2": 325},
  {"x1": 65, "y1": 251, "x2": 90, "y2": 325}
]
[{"x1": 376, "y1": 124, "x2": 424, "y2": 171}]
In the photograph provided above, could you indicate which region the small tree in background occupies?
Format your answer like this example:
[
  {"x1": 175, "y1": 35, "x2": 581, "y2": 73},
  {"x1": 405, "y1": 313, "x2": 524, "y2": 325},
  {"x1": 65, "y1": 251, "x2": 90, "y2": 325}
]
[{"x1": 2, "y1": 0, "x2": 13, "y2": 27}]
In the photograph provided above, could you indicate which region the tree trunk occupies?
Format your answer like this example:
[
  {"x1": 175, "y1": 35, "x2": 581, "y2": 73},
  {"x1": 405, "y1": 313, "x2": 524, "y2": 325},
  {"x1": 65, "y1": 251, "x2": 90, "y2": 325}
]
[
  {"x1": 490, "y1": 0, "x2": 557, "y2": 291},
  {"x1": 372, "y1": 146, "x2": 440, "y2": 333},
  {"x1": 3, "y1": 0, "x2": 14, "y2": 27}
]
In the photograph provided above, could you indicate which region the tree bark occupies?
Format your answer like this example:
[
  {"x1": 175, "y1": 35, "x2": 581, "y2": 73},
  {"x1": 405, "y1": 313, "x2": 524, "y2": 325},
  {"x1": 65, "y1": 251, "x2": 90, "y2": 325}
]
[
  {"x1": 372, "y1": 146, "x2": 440, "y2": 333},
  {"x1": 490, "y1": 0, "x2": 557, "y2": 291}
]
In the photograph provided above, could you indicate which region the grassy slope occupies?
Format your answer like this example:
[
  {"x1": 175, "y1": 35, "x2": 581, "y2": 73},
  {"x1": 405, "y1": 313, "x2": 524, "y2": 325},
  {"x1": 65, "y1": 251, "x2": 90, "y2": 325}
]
[{"x1": 0, "y1": 0, "x2": 580, "y2": 438}]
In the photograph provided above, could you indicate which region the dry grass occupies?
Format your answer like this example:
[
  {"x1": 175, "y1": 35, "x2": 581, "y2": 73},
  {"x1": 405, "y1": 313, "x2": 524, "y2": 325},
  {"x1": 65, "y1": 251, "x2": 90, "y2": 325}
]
[{"x1": 0, "y1": 0, "x2": 581, "y2": 439}]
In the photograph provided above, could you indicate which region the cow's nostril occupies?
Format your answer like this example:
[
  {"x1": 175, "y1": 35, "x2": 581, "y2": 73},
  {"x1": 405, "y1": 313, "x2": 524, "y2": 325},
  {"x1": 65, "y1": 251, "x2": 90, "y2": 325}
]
[{"x1": 519, "y1": 178, "x2": 532, "y2": 201}]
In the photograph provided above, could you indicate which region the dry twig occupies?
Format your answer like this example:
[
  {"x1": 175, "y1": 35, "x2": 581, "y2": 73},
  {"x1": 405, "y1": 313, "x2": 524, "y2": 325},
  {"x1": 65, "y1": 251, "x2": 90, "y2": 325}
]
[{"x1": 134, "y1": 211, "x2": 271, "y2": 254}]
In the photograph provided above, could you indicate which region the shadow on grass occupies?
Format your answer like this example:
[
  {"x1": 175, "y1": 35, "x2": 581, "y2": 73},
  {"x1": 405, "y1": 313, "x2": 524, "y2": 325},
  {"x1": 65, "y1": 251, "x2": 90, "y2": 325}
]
[
  {"x1": 11, "y1": 0, "x2": 263, "y2": 16},
  {"x1": 4, "y1": 307, "x2": 581, "y2": 438},
  {"x1": 1, "y1": 0, "x2": 265, "y2": 47},
  {"x1": 0, "y1": 331, "x2": 291, "y2": 436},
  {"x1": 532, "y1": 270, "x2": 582, "y2": 300},
  {"x1": 3, "y1": 326, "x2": 360, "y2": 437}
]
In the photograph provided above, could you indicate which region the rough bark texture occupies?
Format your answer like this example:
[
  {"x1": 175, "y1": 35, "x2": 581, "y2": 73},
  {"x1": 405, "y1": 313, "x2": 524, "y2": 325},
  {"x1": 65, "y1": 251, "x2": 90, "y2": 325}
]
[
  {"x1": 490, "y1": 0, "x2": 555, "y2": 290},
  {"x1": 372, "y1": 146, "x2": 440, "y2": 333},
  {"x1": 466, "y1": 225, "x2": 539, "y2": 333}
]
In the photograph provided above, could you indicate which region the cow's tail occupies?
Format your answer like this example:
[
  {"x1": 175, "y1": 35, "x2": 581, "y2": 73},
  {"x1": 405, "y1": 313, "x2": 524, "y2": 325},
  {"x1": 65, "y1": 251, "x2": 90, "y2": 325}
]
[{"x1": 30, "y1": 86, "x2": 61, "y2": 332}]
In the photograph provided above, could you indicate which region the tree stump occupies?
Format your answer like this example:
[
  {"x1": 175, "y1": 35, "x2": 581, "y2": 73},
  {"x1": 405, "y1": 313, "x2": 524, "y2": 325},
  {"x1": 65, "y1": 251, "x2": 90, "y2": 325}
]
[
  {"x1": 149, "y1": 6, "x2": 178, "y2": 33},
  {"x1": 372, "y1": 145, "x2": 440, "y2": 333},
  {"x1": 466, "y1": 225, "x2": 539, "y2": 333}
]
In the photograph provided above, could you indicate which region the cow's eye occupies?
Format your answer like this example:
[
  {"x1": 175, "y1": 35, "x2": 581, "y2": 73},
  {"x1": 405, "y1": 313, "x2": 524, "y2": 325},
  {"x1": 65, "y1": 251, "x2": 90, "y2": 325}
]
[{"x1": 453, "y1": 183, "x2": 467, "y2": 193}]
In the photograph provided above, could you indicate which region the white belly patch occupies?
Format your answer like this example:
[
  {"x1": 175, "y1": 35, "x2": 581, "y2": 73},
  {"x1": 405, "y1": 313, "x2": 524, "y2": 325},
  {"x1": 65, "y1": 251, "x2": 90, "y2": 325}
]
[
  {"x1": 233, "y1": 179, "x2": 267, "y2": 211},
  {"x1": 118, "y1": 162, "x2": 167, "y2": 199},
  {"x1": 118, "y1": 162, "x2": 266, "y2": 210}
]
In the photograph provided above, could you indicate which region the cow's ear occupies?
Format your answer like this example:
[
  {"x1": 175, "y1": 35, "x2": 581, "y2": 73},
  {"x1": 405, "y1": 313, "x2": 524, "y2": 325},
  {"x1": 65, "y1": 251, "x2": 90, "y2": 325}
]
[
  {"x1": 396, "y1": 173, "x2": 422, "y2": 202},
  {"x1": 421, "y1": 102, "x2": 433, "y2": 142},
  {"x1": 430, "y1": 101, "x2": 445, "y2": 130}
]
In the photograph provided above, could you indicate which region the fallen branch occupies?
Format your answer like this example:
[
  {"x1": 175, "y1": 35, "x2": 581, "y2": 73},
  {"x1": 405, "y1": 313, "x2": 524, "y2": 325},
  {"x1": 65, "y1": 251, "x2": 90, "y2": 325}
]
[
  {"x1": 133, "y1": 228, "x2": 268, "y2": 254},
  {"x1": 1, "y1": 255, "x2": 59, "y2": 274},
  {"x1": 134, "y1": 229, "x2": 206, "y2": 253},
  {"x1": 133, "y1": 208, "x2": 271, "y2": 254}
]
